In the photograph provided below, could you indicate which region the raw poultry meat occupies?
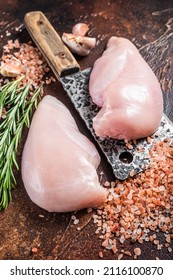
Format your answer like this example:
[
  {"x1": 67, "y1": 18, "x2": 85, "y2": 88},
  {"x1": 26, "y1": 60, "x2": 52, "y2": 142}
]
[
  {"x1": 22, "y1": 95, "x2": 107, "y2": 212},
  {"x1": 89, "y1": 36, "x2": 163, "y2": 140}
]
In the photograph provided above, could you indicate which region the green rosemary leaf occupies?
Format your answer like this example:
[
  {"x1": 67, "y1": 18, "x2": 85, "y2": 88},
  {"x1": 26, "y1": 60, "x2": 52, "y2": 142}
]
[
  {"x1": 12, "y1": 151, "x2": 19, "y2": 170},
  {"x1": 0, "y1": 77, "x2": 42, "y2": 211}
]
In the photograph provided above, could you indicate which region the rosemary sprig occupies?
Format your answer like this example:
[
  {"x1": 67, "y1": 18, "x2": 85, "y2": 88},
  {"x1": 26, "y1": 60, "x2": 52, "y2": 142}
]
[{"x1": 0, "y1": 77, "x2": 42, "y2": 211}]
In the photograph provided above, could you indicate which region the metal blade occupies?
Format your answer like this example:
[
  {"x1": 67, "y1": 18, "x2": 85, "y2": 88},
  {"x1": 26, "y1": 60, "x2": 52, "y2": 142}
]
[{"x1": 60, "y1": 68, "x2": 173, "y2": 180}]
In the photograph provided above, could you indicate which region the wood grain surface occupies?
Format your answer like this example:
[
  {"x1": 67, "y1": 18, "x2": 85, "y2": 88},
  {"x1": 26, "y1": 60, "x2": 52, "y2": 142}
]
[
  {"x1": 0, "y1": 0, "x2": 173, "y2": 260},
  {"x1": 24, "y1": 11, "x2": 80, "y2": 76}
]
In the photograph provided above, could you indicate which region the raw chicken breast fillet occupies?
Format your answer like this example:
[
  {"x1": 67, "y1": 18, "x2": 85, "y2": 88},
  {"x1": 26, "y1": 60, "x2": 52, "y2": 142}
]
[
  {"x1": 89, "y1": 36, "x2": 163, "y2": 140},
  {"x1": 22, "y1": 95, "x2": 107, "y2": 212}
]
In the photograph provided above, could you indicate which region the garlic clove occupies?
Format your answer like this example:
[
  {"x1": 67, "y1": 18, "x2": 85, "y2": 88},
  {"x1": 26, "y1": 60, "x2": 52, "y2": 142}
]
[
  {"x1": 0, "y1": 58, "x2": 23, "y2": 77},
  {"x1": 62, "y1": 33, "x2": 96, "y2": 56},
  {"x1": 72, "y1": 23, "x2": 89, "y2": 36}
]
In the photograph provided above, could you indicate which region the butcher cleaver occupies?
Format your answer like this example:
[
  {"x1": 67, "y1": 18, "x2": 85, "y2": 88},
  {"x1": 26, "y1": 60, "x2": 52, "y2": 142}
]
[{"x1": 24, "y1": 11, "x2": 173, "y2": 180}]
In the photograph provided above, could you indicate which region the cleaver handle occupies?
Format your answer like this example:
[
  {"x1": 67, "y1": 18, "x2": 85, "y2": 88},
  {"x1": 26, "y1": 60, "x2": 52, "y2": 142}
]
[{"x1": 24, "y1": 11, "x2": 80, "y2": 77}]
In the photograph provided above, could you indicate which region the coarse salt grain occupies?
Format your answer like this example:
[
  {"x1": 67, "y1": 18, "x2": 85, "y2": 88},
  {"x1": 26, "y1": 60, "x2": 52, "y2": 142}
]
[
  {"x1": 39, "y1": 214, "x2": 44, "y2": 218},
  {"x1": 104, "y1": 181, "x2": 110, "y2": 187},
  {"x1": 0, "y1": 39, "x2": 56, "y2": 90},
  {"x1": 134, "y1": 247, "x2": 141, "y2": 256},
  {"x1": 93, "y1": 139, "x2": 173, "y2": 259},
  {"x1": 99, "y1": 251, "x2": 103, "y2": 258},
  {"x1": 166, "y1": 235, "x2": 171, "y2": 243},
  {"x1": 153, "y1": 239, "x2": 159, "y2": 245},
  {"x1": 87, "y1": 207, "x2": 93, "y2": 213},
  {"x1": 73, "y1": 219, "x2": 79, "y2": 225},
  {"x1": 168, "y1": 247, "x2": 172, "y2": 252},
  {"x1": 124, "y1": 250, "x2": 132, "y2": 257},
  {"x1": 31, "y1": 247, "x2": 38, "y2": 253},
  {"x1": 118, "y1": 253, "x2": 123, "y2": 260}
]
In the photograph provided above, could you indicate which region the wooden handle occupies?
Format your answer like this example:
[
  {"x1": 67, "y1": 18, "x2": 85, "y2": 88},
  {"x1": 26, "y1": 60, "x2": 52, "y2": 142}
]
[{"x1": 24, "y1": 11, "x2": 80, "y2": 77}]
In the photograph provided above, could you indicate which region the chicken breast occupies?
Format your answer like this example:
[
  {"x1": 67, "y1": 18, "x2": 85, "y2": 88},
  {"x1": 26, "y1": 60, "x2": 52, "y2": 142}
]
[
  {"x1": 89, "y1": 36, "x2": 163, "y2": 140},
  {"x1": 22, "y1": 95, "x2": 107, "y2": 212}
]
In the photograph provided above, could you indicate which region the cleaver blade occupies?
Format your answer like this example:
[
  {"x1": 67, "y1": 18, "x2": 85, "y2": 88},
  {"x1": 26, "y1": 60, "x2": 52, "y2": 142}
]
[{"x1": 24, "y1": 11, "x2": 173, "y2": 180}]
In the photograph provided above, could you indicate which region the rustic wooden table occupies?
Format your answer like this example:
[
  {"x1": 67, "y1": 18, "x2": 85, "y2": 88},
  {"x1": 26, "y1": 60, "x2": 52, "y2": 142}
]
[{"x1": 0, "y1": 0, "x2": 173, "y2": 260}]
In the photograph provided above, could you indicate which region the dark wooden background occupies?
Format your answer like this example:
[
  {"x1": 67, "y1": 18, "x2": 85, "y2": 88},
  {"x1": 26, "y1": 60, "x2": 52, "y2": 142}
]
[{"x1": 0, "y1": 0, "x2": 173, "y2": 260}]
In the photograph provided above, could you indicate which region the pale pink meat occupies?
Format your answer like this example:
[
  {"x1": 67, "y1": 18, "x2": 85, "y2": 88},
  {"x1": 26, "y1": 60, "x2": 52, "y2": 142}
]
[
  {"x1": 89, "y1": 36, "x2": 163, "y2": 140},
  {"x1": 22, "y1": 95, "x2": 107, "y2": 212}
]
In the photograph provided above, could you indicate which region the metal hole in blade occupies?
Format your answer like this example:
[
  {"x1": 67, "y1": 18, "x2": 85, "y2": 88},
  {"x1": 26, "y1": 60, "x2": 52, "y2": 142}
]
[{"x1": 119, "y1": 151, "x2": 133, "y2": 164}]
